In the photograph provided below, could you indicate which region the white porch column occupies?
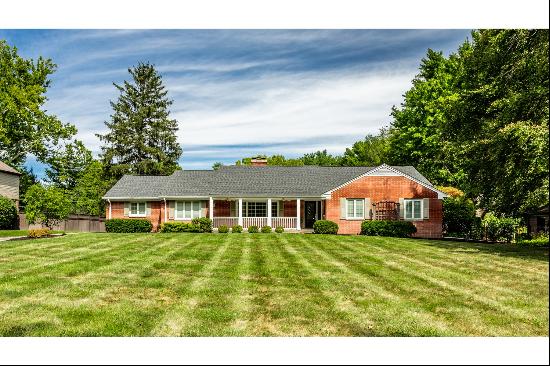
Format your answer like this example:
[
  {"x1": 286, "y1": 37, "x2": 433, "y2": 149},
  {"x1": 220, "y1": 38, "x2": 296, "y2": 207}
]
[
  {"x1": 164, "y1": 198, "x2": 167, "y2": 223},
  {"x1": 108, "y1": 199, "x2": 112, "y2": 220},
  {"x1": 238, "y1": 198, "x2": 243, "y2": 226},
  {"x1": 267, "y1": 198, "x2": 272, "y2": 227},
  {"x1": 209, "y1": 197, "x2": 213, "y2": 221},
  {"x1": 296, "y1": 198, "x2": 301, "y2": 230}
]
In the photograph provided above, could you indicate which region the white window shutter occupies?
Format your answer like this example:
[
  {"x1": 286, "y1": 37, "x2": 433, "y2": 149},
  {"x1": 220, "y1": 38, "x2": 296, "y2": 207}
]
[
  {"x1": 145, "y1": 202, "x2": 151, "y2": 217},
  {"x1": 168, "y1": 201, "x2": 175, "y2": 220},
  {"x1": 364, "y1": 198, "x2": 371, "y2": 219},
  {"x1": 423, "y1": 198, "x2": 430, "y2": 219},
  {"x1": 399, "y1": 198, "x2": 405, "y2": 219},
  {"x1": 340, "y1": 198, "x2": 346, "y2": 219},
  {"x1": 124, "y1": 202, "x2": 129, "y2": 217}
]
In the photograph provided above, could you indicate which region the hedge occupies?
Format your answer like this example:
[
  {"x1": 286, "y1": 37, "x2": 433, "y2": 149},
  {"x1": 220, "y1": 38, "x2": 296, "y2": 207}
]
[
  {"x1": 0, "y1": 196, "x2": 18, "y2": 230},
  {"x1": 360, "y1": 220, "x2": 417, "y2": 237},
  {"x1": 218, "y1": 225, "x2": 229, "y2": 233},
  {"x1": 232, "y1": 225, "x2": 243, "y2": 233},
  {"x1": 160, "y1": 222, "x2": 199, "y2": 233},
  {"x1": 27, "y1": 228, "x2": 51, "y2": 238},
  {"x1": 313, "y1": 220, "x2": 339, "y2": 234},
  {"x1": 105, "y1": 219, "x2": 153, "y2": 233},
  {"x1": 248, "y1": 225, "x2": 259, "y2": 233},
  {"x1": 261, "y1": 225, "x2": 272, "y2": 233},
  {"x1": 275, "y1": 226, "x2": 284, "y2": 233}
]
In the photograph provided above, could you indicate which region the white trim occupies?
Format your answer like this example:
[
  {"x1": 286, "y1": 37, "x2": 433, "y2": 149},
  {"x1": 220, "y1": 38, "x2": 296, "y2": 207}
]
[
  {"x1": 238, "y1": 198, "x2": 243, "y2": 226},
  {"x1": 267, "y1": 198, "x2": 272, "y2": 227},
  {"x1": 296, "y1": 198, "x2": 301, "y2": 230},
  {"x1": 323, "y1": 164, "x2": 449, "y2": 199},
  {"x1": 129, "y1": 202, "x2": 146, "y2": 217},
  {"x1": 209, "y1": 197, "x2": 213, "y2": 220},
  {"x1": 403, "y1": 198, "x2": 423, "y2": 220},
  {"x1": 108, "y1": 199, "x2": 112, "y2": 220},
  {"x1": 163, "y1": 198, "x2": 167, "y2": 223}
]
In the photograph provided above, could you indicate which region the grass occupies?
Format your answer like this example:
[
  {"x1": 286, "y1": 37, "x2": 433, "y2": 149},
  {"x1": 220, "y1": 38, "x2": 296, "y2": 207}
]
[
  {"x1": 0, "y1": 230, "x2": 64, "y2": 237},
  {"x1": 0, "y1": 232, "x2": 547, "y2": 336}
]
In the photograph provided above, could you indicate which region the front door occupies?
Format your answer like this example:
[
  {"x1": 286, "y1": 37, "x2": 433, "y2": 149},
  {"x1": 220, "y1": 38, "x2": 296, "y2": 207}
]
[{"x1": 304, "y1": 201, "x2": 318, "y2": 228}]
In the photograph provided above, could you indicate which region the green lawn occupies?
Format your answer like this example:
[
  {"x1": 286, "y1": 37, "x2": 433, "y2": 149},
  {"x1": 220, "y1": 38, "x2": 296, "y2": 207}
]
[{"x1": 0, "y1": 233, "x2": 547, "y2": 336}]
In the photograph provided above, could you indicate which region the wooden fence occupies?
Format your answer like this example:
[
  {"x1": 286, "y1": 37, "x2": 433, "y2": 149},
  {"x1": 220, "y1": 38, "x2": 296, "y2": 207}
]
[{"x1": 19, "y1": 214, "x2": 106, "y2": 232}]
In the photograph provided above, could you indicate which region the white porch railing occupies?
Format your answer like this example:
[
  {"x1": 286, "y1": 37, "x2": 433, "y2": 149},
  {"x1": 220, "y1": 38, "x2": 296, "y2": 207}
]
[
  {"x1": 272, "y1": 217, "x2": 297, "y2": 229},
  {"x1": 212, "y1": 217, "x2": 297, "y2": 229},
  {"x1": 242, "y1": 217, "x2": 267, "y2": 228},
  {"x1": 213, "y1": 217, "x2": 238, "y2": 228}
]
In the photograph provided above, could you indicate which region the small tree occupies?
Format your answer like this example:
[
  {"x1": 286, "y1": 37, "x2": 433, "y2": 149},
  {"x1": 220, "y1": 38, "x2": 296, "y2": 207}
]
[
  {"x1": 24, "y1": 184, "x2": 71, "y2": 229},
  {"x1": 0, "y1": 196, "x2": 18, "y2": 229}
]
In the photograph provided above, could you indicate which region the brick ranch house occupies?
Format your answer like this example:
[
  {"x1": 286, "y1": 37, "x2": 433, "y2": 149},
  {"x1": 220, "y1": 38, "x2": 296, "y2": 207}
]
[{"x1": 103, "y1": 162, "x2": 447, "y2": 237}]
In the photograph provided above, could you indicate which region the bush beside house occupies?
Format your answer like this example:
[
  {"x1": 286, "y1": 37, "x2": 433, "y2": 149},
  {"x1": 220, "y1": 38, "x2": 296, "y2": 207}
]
[
  {"x1": 360, "y1": 220, "x2": 417, "y2": 237},
  {"x1": 0, "y1": 196, "x2": 18, "y2": 230},
  {"x1": 218, "y1": 225, "x2": 229, "y2": 233},
  {"x1": 232, "y1": 225, "x2": 243, "y2": 233},
  {"x1": 313, "y1": 220, "x2": 339, "y2": 234},
  {"x1": 106, "y1": 219, "x2": 153, "y2": 233}
]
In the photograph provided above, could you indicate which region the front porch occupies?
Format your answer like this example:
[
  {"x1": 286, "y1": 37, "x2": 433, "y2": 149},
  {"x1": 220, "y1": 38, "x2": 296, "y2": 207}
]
[{"x1": 209, "y1": 198, "x2": 324, "y2": 230}]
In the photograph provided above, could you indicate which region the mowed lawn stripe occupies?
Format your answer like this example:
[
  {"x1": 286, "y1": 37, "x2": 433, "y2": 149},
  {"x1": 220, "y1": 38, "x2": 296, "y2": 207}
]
[
  {"x1": 322, "y1": 236, "x2": 548, "y2": 335},
  {"x1": 152, "y1": 234, "x2": 233, "y2": 336},
  {"x1": 292, "y1": 235, "x2": 454, "y2": 336}
]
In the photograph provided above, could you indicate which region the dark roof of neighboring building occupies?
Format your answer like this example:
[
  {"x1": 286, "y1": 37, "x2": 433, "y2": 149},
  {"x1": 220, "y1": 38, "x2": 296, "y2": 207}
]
[
  {"x1": 103, "y1": 164, "x2": 438, "y2": 199},
  {"x1": 0, "y1": 161, "x2": 21, "y2": 175}
]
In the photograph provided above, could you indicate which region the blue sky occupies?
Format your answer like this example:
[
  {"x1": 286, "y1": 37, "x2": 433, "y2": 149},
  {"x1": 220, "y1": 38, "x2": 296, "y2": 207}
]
[{"x1": 0, "y1": 29, "x2": 471, "y2": 175}]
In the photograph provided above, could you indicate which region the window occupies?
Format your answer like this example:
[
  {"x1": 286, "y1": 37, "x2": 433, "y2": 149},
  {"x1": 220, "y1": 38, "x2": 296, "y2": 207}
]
[
  {"x1": 245, "y1": 202, "x2": 267, "y2": 217},
  {"x1": 130, "y1": 202, "x2": 146, "y2": 217},
  {"x1": 175, "y1": 201, "x2": 202, "y2": 220},
  {"x1": 346, "y1": 199, "x2": 364, "y2": 219},
  {"x1": 271, "y1": 201, "x2": 279, "y2": 217},
  {"x1": 404, "y1": 199, "x2": 423, "y2": 220}
]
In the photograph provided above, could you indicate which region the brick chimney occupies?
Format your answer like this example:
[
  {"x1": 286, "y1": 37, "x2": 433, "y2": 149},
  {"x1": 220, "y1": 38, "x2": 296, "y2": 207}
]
[{"x1": 250, "y1": 156, "x2": 268, "y2": 166}]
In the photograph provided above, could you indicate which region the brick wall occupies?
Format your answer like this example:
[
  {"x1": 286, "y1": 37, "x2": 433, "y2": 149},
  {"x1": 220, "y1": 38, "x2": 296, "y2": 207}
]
[{"x1": 325, "y1": 175, "x2": 443, "y2": 238}]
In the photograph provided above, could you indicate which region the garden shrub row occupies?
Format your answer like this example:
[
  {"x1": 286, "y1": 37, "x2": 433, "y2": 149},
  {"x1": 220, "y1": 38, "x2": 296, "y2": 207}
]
[
  {"x1": 105, "y1": 219, "x2": 153, "y2": 233},
  {"x1": 360, "y1": 220, "x2": 417, "y2": 237},
  {"x1": 160, "y1": 218, "x2": 213, "y2": 233},
  {"x1": 27, "y1": 228, "x2": 51, "y2": 238},
  {"x1": 517, "y1": 233, "x2": 549, "y2": 247}
]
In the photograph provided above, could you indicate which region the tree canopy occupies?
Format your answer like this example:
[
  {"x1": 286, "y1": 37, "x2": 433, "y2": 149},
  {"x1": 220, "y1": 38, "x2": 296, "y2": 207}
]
[{"x1": 0, "y1": 40, "x2": 77, "y2": 167}]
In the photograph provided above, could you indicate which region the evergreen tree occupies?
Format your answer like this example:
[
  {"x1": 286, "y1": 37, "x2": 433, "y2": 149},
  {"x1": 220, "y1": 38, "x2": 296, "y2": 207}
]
[{"x1": 98, "y1": 62, "x2": 182, "y2": 179}]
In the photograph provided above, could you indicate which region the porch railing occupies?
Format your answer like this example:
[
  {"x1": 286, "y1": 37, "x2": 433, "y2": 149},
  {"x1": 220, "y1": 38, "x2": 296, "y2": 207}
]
[
  {"x1": 213, "y1": 217, "x2": 238, "y2": 228},
  {"x1": 213, "y1": 217, "x2": 297, "y2": 229},
  {"x1": 272, "y1": 217, "x2": 297, "y2": 229},
  {"x1": 243, "y1": 217, "x2": 267, "y2": 228}
]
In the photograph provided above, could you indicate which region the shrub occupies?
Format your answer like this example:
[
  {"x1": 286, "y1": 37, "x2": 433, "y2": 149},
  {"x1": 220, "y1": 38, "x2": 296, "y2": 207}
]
[
  {"x1": 192, "y1": 217, "x2": 213, "y2": 233},
  {"x1": 27, "y1": 228, "x2": 51, "y2": 238},
  {"x1": 360, "y1": 220, "x2": 417, "y2": 237},
  {"x1": 482, "y1": 213, "x2": 520, "y2": 242},
  {"x1": 518, "y1": 233, "x2": 549, "y2": 247},
  {"x1": 261, "y1": 225, "x2": 272, "y2": 233},
  {"x1": 443, "y1": 196, "x2": 476, "y2": 238},
  {"x1": 160, "y1": 222, "x2": 199, "y2": 233},
  {"x1": 275, "y1": 226, "x2": 284, "y2": 233},
  {"x1": 232, "y1": 225, "x2": 243, "y2": 233},
  {"x1": 313, "y1": 220, "x2": 339, "y2": 234},
  {"x1": 105, "y1": 218, "x2": 153, "y2": 233},
  {"x1": 218, "y1": 225, "x2": 229, "y2": 233},
  {"x1": 0, "y1": 196, "x2": 18, "y2": 230},
  {"x1": 24, "y1": 184, "x2": 71, "y2": 229},
  {"x1": 248, "y1": 225, "x2": 259, "y2": 233}
]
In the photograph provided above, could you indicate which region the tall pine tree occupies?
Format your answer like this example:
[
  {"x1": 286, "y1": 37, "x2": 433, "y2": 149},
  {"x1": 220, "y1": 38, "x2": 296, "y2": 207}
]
[{"x1": 98, "y1": 62, "x2": 182, "y2": 179}]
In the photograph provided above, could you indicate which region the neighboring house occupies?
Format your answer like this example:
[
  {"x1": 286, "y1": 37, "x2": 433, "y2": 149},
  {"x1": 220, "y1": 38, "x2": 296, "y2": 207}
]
[
  {"x1": 524, "y1": 205, "x2": 549, "y2": 236},
  {"x1": 103, "y1": 162, "x2": 447, "y2": 237},
  {"x1": 0, "y1": 161, "x2": 21, "y2": 209}
]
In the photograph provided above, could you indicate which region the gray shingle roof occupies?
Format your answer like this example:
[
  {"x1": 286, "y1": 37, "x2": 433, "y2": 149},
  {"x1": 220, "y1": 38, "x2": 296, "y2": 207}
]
[{"x1": 103, "y1": 164, "x2": 436, "y2": 199}]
